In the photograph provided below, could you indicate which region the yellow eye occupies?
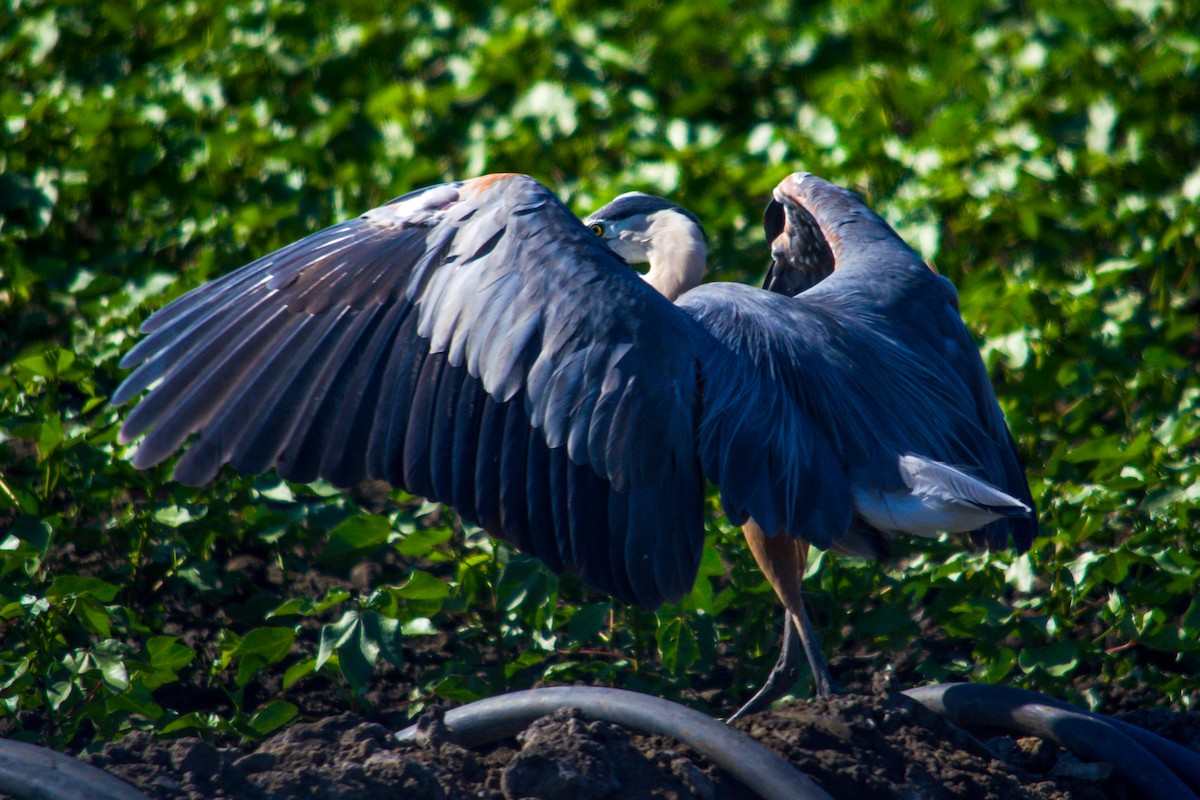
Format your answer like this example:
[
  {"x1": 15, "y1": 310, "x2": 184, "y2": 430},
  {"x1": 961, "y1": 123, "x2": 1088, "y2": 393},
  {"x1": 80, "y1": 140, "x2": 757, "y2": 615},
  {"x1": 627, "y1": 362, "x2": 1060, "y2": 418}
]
[{"x1": 589, "y1": 223, "x2": 604, "y2": 236}]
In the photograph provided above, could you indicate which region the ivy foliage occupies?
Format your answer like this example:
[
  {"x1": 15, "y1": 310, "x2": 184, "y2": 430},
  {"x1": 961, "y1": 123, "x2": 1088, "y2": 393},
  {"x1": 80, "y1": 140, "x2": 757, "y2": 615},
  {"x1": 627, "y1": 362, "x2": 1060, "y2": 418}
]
[{"x1": 2, "y1": 0, "x2": 1198, "y2": 747}]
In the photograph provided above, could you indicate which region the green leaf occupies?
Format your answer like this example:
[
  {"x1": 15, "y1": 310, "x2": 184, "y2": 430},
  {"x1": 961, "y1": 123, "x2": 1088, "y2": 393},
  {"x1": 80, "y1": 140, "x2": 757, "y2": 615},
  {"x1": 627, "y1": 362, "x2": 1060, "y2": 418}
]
[
  {"x1": 160, "y1": 712, "x2": 217, "y2": 736},
  {"x1": 321, "y1": 513, "x2": 392, "y2": 564},
  {"x1": 973, "y1": 647, "x2": 1017, "y2": 683},
  {"x1": 395, "y1": 525, "x2": 454, "y2": 557},
  {"x1": 1005, "y1": 555, "x2": 1035, "y2": 593},
  {"x1": 107, "y1": 683, "x2": 163, "y2": 720},
  {"x1": 1067, "y1": 552, "x2": 1104, "y2": 586},
  {"x1": 1, "y1": 517, "x2": 53, "y2": 568},
  {"x1": 249, "y1": 701, "x2": 298, "y2": 735},
  {"x1": 94, "y1": 649, "x2": 131, "y2": 692},
  {"x1": 656, "y1": 616, "x2": 699, "y2": 676},
  {"x1": 15, "y1": 348, "x2": 75, "y2": 379},
  {"x1": 47, "y1": 679, "x2": 74, "y2": 710},
  {"x1": 147, "y1": 636, "x2": 195, "y2": 672},
  {"x1": 231, "y1": 628, "x2": 297, "y2": 661},
  {"x1": 1062, "y1": 432, "x2": 1151, "y2": 464},
  {"x1": 268, "y1": 598, "x2": 308, "y2": 618},
  {"x1": 254, "y1": 477, "x2": 295, "y2": 503},
  {"x1": 1, "y1": 658, "x2": 30, "y2": 691},
  {"x1": 567, "y1": 602, "x2": 611, "y2": 644},
  {"x1": 394, "y1": 570, "x2": 450, "y2": 601},
  {"x1": 47, "y1": 576, "x2": 121, "y2": 602},
  {"x1": 73, "y1": 595, "x2": 112, "y2": 638},
  {"x1": 338, "y1": 639, "x2": 373, "y2": 692},
  {"x1": 400, "y1": 617, "x2": 437, "y2": 636},
  {"x1": 361, "y1": 610, "x2": 403, "y2": 668},
  {"x1": 313, "y1": 609, "x2": 398, "y2": 691},
  {"x1": 152, "y1": 504, "x2": 203, "y2": 527},
  {"x1": 37, "y1": 413, "x2": 64, "y2": 461},
  {"x1": 317, "y1": 611, "x2": 361, "y2": 672},
  {"x1": 495, "y1": 555, "x2": 553, "y2": 612},
  {"x1": 283, "y1": 659, "x2": 317, "y2": 690},
  {"x1": 222, "y1": 627, "x2": 297, "y2": 686},
  {"x1": 1018, "y1": 642, "x2": 1080, "y2": 677},
  {"x1": 268, "y1": 588, "x2": 351, "y2": 618}
]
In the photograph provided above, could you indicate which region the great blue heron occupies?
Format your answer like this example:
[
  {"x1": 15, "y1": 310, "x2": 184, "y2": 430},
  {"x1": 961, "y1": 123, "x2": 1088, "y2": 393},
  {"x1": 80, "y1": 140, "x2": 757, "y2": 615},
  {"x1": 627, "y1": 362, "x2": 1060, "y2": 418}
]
[{"x1": 115, "y1": 171, "x2": 1036, "y2": 716}]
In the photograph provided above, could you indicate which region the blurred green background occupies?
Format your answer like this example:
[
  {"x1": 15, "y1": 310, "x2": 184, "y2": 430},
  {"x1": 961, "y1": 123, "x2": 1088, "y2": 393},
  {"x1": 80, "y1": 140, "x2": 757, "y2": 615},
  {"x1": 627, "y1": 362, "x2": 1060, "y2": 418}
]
[{"x1": 2, "y1": 0, "x2": 1199, "y2": 747}]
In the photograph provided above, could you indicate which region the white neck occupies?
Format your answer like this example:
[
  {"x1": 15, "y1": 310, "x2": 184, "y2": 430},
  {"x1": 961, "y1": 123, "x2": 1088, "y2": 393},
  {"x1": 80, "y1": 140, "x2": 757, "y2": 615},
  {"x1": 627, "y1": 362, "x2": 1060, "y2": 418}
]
[{"x1": 642, "y1": 214, "x2": 707, "y2": 301}]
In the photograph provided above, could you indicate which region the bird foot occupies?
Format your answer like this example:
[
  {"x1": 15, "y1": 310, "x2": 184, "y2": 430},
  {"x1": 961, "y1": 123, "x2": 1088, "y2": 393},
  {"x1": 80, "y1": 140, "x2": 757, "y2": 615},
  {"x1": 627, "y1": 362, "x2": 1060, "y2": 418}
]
[
  {"x1": 729, "y1": 610, "x2": 804, "y2": 721},
  {"x1": 728, "y1": 609, "x2": 839, "y2": 721},
  {"x1": 728, "y1": 659, "x2": 800, "y2": 721}
]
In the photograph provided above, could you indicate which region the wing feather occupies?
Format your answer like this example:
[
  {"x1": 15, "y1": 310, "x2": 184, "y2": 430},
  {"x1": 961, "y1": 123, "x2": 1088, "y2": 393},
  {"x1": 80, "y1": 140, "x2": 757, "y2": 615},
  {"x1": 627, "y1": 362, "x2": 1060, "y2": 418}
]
[
  {"x1": 125, "y1": 173, "x2": 946, "y2": 608},
  {"x1": 230, "y1": 308, "x2": 374, "y2": 477},
  {"x1": 472, "y1": 395, "x2": 506, "y2": 535},
  {"x1": 446, "y1": 362, "x2": 482, "y2": 520},
  {"x1": 172, "y1": 312, "x2": 330, "y2": 485},
  {"x1": 522, "y1": 417, "x2": 562, "y2": 574},
  {"x1": 317, "y1": 300, "x2": 413, "y2": 488}
]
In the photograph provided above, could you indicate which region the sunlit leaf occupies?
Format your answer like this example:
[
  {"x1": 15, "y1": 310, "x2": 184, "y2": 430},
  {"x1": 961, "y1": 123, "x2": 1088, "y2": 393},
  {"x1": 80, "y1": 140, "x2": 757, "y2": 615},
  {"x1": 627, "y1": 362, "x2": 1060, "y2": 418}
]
[{"x1": 249, "y1": 701, "x2": 298, "y2": 735}]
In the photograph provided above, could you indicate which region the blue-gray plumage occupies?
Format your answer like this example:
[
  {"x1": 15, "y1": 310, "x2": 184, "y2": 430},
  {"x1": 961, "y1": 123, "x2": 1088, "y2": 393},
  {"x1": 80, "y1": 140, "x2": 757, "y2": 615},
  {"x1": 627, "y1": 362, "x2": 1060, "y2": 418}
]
[
  {"x1": 589, "y1": 192, "x2": 705, "y2": 231},
  {"x1": 116, "y1": 171, "x2": 1036, "y2": 714},
  {"x1": 760, "y1": 173, "x2": 1036, "y2": 551}
]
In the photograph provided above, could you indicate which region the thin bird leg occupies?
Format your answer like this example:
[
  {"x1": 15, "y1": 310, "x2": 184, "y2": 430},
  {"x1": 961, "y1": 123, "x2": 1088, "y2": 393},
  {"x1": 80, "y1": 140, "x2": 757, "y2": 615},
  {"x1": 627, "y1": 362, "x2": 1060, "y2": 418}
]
[
  {"x1": 734, "y1": 521, "x2": 837, "y2": 713},
  {"x1": 728, "y1": 610, "x2": 800, "y2": 721},
  {"x1": 792, "y1": 596, "x2": 836, "y2": 697}
]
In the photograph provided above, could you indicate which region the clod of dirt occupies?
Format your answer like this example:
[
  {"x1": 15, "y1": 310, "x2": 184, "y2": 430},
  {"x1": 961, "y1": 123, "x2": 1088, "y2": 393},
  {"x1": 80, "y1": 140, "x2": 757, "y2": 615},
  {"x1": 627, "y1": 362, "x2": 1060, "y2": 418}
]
[
  {"x1": 82, "y1": 730, "x2": 260, "y2": 799},
  {"x1": 500, "y1": 710, "x2": 622, "y2": 798},
  {"x1": 498, "y1": 707, "x2": 716, "y2": 800},
  {"x1": 730, "y1": 690, "x2": 1101, "y2": 800},
  {"x1": 670, "y1": 755, "x2": 716, "y2": 800},
  {"x1": 84, "y1": 714, "x2": 471, "y2": 800}
]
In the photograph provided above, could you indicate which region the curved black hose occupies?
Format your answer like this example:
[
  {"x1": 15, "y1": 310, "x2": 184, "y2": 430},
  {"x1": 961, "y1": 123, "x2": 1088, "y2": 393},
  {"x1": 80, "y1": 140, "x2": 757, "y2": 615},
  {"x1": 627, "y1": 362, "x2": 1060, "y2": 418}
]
[
  {"x1": 904, "y1": 683, "x2": 1200, "y2": 800},
  {"x1": 0, "y1": 738, "x2": 150, "y2": 800},
  {"x1": 395, "y1": 686, "x2": 833, "y2": 800}
]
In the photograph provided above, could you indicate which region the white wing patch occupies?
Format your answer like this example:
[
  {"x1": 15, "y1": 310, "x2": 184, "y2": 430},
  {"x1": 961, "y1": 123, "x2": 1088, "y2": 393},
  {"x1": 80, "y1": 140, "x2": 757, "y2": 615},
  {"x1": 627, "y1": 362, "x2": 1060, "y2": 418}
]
[
  {"x1": 363, "y1": 184, "x2": 461, "y2": 229},
  {"x1": 853, "y1": 454, "x2": 1030, "y2": 537}
]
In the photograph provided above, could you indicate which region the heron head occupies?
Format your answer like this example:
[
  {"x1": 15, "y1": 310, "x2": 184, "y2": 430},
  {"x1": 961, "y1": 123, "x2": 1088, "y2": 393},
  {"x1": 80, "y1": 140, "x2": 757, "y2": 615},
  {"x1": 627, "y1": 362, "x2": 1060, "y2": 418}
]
[
  {"x1": 584, "y1": 193, "x2": 707, "y2": 301},
  {"x1": 584, "y1": 192, "x2": 706, "y2": 263},
  {"x1": 762, "y1": 174, "x2": 836, "y2": 296}
]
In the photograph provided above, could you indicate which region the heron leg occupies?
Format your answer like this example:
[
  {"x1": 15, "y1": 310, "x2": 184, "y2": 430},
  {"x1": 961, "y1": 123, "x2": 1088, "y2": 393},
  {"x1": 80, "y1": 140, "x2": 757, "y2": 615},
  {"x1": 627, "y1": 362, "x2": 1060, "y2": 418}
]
[
  {"x1": 728, "y1": 610, "x2": 800, "y2": 720},
  {"x1": 792, "y1": 599, "x2": 837, "y2": 698},
  {"x1": 733, "y1": 521, "x2": 838, "y2": 718}
]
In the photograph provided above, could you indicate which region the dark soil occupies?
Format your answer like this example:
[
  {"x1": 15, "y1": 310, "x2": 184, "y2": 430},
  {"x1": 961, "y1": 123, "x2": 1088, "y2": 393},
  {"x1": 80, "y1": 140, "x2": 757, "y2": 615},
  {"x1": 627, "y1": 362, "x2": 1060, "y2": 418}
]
[
  {"x1": 78, "y1": 683, "x2": 1197, "y2": 799},
  {"x1": 8, "y1": 498, "x2": 1197, "y2": 799}
]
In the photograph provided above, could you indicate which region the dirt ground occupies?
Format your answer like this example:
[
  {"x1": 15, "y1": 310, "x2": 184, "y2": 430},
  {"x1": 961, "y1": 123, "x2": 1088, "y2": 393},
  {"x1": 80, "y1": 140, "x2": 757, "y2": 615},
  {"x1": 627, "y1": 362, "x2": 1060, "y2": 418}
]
[
  {"x1": 78, "y1": 681, "x2": 1200, "y2": 800},
  {"x1": 7, "y1": 534, "x2": 1198, "y2": 799}
]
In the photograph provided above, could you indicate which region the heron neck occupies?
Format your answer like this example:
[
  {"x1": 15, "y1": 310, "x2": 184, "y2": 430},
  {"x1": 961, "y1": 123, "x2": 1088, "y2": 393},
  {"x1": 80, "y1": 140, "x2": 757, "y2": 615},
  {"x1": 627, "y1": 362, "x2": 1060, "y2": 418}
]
[{"x1": 644, "y1": 226, "x2": 707, "y2": 302}]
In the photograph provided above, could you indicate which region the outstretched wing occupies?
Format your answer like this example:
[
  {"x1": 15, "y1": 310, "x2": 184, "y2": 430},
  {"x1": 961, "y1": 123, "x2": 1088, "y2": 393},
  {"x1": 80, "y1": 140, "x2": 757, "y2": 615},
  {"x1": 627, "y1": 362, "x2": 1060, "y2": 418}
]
[
  {"x1": 760, "y1": 172, "x2": 1037, "y2": 552},
  {"x1": 681, "y1": 280, "x2": 1032, "y2": 551},
  {"x1": 116, "y1": 174, "x2": 705, "y2": 607}
]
